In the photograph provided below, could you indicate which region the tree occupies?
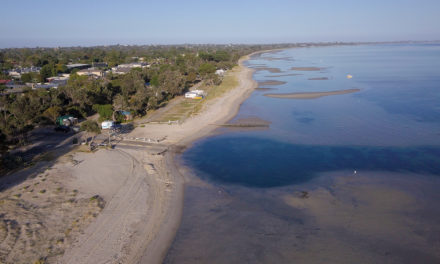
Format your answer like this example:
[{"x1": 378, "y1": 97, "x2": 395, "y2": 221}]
[
  {"x1": 92, "y1": 104, "x2": 113, "y2": 121},
  {"x1": 21, "y1": 73, "x2": 32, "y2": 83},
  {"x1": 43, "y1": 106, "x2": 62, "y2": 124},
  {"x1": 214, "y1": 50, "x2": 230, "y2": 62},
  {"x1": 80, "y1": 120, "x2": 100, "y2": 134},
  {"x1": 186, "y1": 71, "x2": 197, "y2": 83},
  {"x1": 198, "y1": 63, "x2": 216, "y2": 75},
  {"x1": 40, "y1": 64, "x2": 55, "y2": 82},
  {"x1": 120, "y1": 71, "x2": 145, "y2": 98}
]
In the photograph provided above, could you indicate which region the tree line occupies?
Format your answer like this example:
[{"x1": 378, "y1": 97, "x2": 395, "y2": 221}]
[{"x1": 0, "y1": 43, "x2": 305, "y2": 169}]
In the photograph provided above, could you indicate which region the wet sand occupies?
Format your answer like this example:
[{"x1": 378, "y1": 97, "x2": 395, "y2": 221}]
[{"x1": 264, "y1": 88, "x2": 360, "y2": 99}]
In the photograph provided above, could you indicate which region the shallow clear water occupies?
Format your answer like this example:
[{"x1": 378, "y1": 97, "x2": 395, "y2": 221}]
[
  {"x1": 183, "y1": 44, "x2": 440, "y2": 188},
  {"x1": 165, "y1": 44, "x2": 440, "y2": 264}
]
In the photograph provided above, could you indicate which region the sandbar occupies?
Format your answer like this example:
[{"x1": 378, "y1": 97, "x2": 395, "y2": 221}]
[
  {"x1": 258, "y1": 80, "x2": 287, "y2": 86},
  {"x1": 308, "y1": 77, "x2": 329, "y2": 80},
  {"x1": 264, "y1": 88, "x2": 360, "y2": 99},
  {"x1": 291, "y1": 67, "x2": 325, "y2": 71}
]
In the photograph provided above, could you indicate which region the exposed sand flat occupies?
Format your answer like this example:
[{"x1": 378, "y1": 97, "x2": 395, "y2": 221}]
[
  {"x1": 291, "y1": 67, "x2": 325, "y2": 71},
  {"x1": 258, "y1": 80, "x2": 287, "y2": 86},
  {"x1": 253, "y1": 67, "x2": 282, "y2": 73},
  {"x1": 308, "y1": 77, "x2": 329, "y2": 80},
  {"x1": 264, "y1": 88, "x2": 360, "y2": 99}
]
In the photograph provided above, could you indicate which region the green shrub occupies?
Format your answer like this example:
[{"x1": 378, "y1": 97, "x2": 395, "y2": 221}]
[
  {"x1": 80, "y1": 120, "x2": 101, "y2": 134},
  {"x1": 93, "y1": 104, "x2": 113, "y2": 121}
]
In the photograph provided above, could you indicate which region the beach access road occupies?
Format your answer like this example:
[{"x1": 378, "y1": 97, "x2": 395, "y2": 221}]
[{"x1": 61, "y1": 148, "x2": 180, "y2": 264}]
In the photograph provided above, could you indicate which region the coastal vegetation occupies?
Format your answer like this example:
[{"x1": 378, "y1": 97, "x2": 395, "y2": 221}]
[{"x1": 0, "y1": 43, "x2": 307, "y2": 170}]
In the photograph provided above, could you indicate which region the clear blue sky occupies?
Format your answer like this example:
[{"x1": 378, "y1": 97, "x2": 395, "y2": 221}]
[{"x1": 1, "y1": 0, "x2": 439, "y2": 48}]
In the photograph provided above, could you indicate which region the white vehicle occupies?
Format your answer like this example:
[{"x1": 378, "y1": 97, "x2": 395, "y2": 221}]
[
  {"x1": 185, "y1": 92, "x2": 198, "y2": 98},
  {"x1": 101, "y1": 120, "x2": 115, "y2": 129},
  {"x1": 185, "y1": 89, "x2": 206, "y2": 99}
]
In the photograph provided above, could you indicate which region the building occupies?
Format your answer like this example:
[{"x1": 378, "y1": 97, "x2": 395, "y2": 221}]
[
  {"x1": 77, "y1": 68, "x2": 103, "y2": 78},
  {"x1": 7, "y1": 66, "x2": 41, "y2": 79},
  {"x1": 0, "y1": 80, "x2": 12, "y2": 85},
  {"x1": 111, "y1": 67, "x2": 132, "y2": 75},
  {"x1": 47, "y1": 74, "x2": 70, "y2": 82},
  {"x1": 33, "y1": 83, "x2": 60, "y2": 89},
  {"x1": 92, "y1": 62, "x2": 108, "y2": 68},
  {"x1": 66, "y1": 63, "x2": 91, "y2": 71},
  {"x1": 111, "y1": 62, "x2": 149, "y2": 75}
]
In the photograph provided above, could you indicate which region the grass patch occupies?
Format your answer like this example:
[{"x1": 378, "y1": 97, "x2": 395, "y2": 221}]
[{"x1": 151, "y1": 66, "x2": 241, "y2": 122}]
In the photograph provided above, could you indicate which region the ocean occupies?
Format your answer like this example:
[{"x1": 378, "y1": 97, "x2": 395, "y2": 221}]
[{"x1": 165, "y1": 44, "x2": 440, "y2": 263}]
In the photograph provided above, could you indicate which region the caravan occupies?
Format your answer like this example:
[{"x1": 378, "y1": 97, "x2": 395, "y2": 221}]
[{"x1": 101, "y1": 120, "x2": 115, "y2": 129}]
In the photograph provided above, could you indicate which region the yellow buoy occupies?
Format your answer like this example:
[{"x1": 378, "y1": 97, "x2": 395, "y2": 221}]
[{"x1": 347, "y1": 74, "x2": 353, "y2": 79}]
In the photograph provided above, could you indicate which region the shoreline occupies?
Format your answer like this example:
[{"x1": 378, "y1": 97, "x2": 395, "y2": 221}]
[
  {"x1": 135, "y1": 52, "x2": 260, "y2": 263},
  {"x1": 56, "y1": 51, "x2": 261, "y2": 264}
]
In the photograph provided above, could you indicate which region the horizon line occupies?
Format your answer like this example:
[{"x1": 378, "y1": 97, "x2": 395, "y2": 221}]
[{"x1": 1, "y1": 40, "x2": 440, "y2": 50}]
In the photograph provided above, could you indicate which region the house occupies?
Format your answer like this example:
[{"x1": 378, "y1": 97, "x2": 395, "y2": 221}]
[
  {"x1": 47, "y1": 74, "x2": 70, "y2": 82},
  {"x1": 0, "y1": 80, "x2": 12, "y2": 85},
  {"x1": 66, "y1": 63, "x2": 91, "y2": 71},
  {"x1": 8, "y1": 70, "x2": 21, "y2": 79},
  {"x1": 33, "y1": 83, "x2": 59, "y2": 89},
  {"x1": 111, "y1": 67, "x2": 132, "y2": 75},
  {"x1": 77, "y1": 68, "x2": 103, "y2": 78},
  {"x1": 7, "y1": 66, "x2": 42, "y2": 79},
  {"x1": 92, "y1": 62, "x2": 108, "y2": 68},
  {"x1": 111, "y1": 62, "x2": 149, "y2": 75}
]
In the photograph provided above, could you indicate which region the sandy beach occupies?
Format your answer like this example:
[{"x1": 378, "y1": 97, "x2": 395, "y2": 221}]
[
  {"x1": 59, "y1": 54, "x2": 258, "y2": 264},
  {"x1": 0, "y1": 53, "x2": 258, "y2": 264}
]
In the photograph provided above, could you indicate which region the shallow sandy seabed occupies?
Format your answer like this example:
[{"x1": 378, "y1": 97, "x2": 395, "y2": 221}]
[{"x1": 164, "y1": 171, "x2": 440, "y2": 264}]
